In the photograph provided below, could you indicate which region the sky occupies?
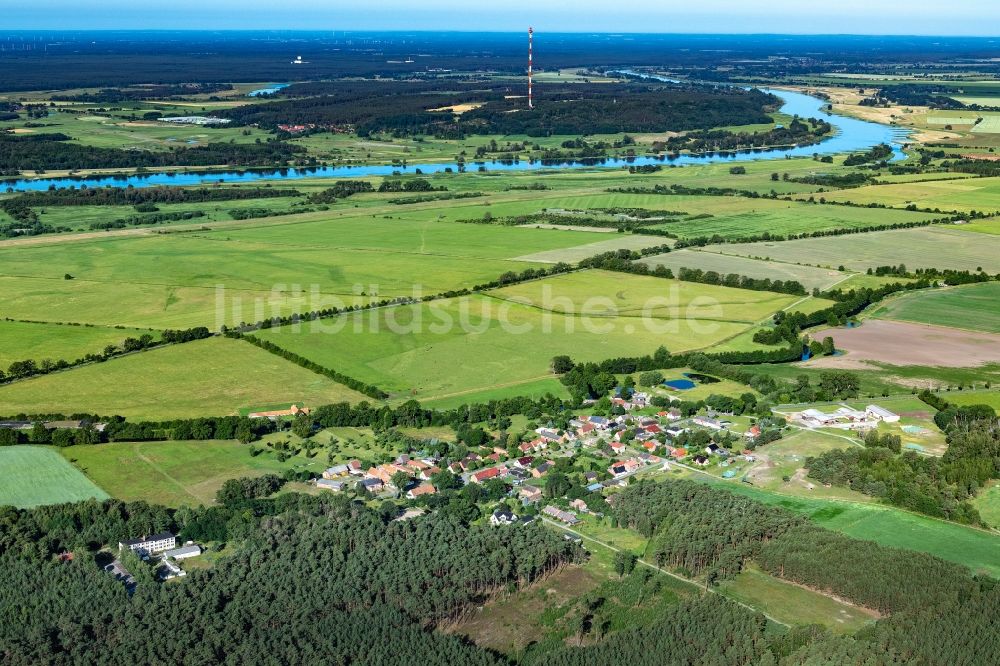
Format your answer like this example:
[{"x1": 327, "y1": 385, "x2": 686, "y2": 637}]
[{"x1": 4, "y1": 0, "x2": 1000, "y2": 35}]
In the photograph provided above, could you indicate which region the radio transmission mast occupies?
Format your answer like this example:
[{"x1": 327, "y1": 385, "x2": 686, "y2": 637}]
[{"x1": 528, "y1": 27, "x2": 534, "y2": 110}]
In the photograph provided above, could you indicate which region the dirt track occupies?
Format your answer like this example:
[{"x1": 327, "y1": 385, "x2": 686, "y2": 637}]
[{"x1": 807, "y1": 320, "x2": 1000, "y2": 369}]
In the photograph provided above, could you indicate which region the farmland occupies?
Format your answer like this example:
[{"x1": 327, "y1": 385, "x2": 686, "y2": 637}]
[
  {"x1": 812, "y1": 176, "x2": 1000, "y2": 213},
  {"x1": 716, "y1": 226, "x2": 1000, "y2": 273},
  {"x1": 0, "y1": 336, "x2": 367, "y2": 420},
  {"x1": 639, "y1": 249, "x2": 849, "y2": 290},
  {"x1": 871, "y1": 282, "x2": 1000, "y2": 333},
  {"x1": 60, "y1": 438, "x2": 325, "y2": 507},
  {"x1": 253, "y1": 270, "x2": 798, "y2": 401},
  {"x1": 0, "y1": 446, "x2": 109, "y2": 508},
  {"x1": 0, "y1": 320, "x2": 156, "y2": 367},
  {"x1": 0, "y1": 215, "x2": 611, "y2": 328}
]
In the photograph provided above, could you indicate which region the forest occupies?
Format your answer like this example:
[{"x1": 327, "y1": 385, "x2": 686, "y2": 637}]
[
  {"x1": 2, "y1": 475, "x2": 997, "y2": 664},
  {"x1": 0, "y1": 131, "x2": 307, "y2": 172},
  {"x1": 213, "y1": 81, "x2": 778, "y2": 138}
]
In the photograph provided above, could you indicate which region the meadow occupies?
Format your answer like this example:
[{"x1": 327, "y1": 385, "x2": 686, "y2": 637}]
[
  {"x1": 0, "y1": 336, "x2": 367, "y2": 420},
  {"x1": 871, "y1": 282, "x2": 1000, "y2": 333},
  {"x1": 717, "y1": 226, "x2": 1000, "y2": 273},
  {"x1": 0, "y1": 320, "x2": 156, "y2": 367},
  {"x1": 813, "y1": 176, "x2": 1000, "y2": 213},
  {"x1": 60, "y1": 438, "x2": 326, "y2": 507},
  {"x1": 687, "y1": 474, "x2": 1000, "y2": 578},
  {"x1": 0, "y1": 216, "x2": 611, "y2": 328},
  {"x1": 718, "y1": 566, "x2": 879, "y2": 633},
  {"x1": 0, "y1": 446, "x2": 109, "y2": 508},
  {"x1": 253, "y1": 270, "x2": 799, "y2": 402},
  {"x1": 639, "y1": 249, "x2": 849, "y2": 290}
]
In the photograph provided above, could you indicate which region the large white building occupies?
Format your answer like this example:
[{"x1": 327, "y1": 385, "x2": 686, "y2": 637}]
[
  {"x1": 118, "y1": 532, "x2": 176, "y2": 557},
  {"x1": 866, "y1": 405, "x2": 901, "y2": 423}
]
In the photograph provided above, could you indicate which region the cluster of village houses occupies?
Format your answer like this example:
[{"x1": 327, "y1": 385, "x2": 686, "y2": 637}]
[{"x1": 107, "y1": 398, "x2": 909, "y2": 587}]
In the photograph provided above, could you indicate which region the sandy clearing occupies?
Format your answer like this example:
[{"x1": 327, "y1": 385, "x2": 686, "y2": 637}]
[
  {"x1": 806, "y1": 320, "x2": 1000, "y2": 369},
  {"x1": 9, "y1": 128, "x2": 35, "y2": 134},
  {"x1": 427, "y1": 102, "x2": 484, "y2": 115}
]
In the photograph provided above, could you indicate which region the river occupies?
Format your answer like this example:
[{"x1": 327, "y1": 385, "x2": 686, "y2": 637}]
[{"x1": 1, "y1": 86, "x2": 910, "y2": 193}]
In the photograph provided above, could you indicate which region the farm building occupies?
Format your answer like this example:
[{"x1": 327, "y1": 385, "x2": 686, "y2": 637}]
[{"x1": 866, "y1": 405, "x2": 900, "y2": 422}]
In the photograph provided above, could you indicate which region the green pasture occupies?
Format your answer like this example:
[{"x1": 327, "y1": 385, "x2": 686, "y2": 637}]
[
  {"x1": 0, "y1": 337, "x2": 368, "y2": 420},
  {"x1": 24, "y1": 196, "x2": 303, "y2": 232},
  {"x1": 61, "y1": 438, "x2": 325, "y2": 508},
  {"x1": 971, "y1": 481, "x2": 1000, "y2": 529},
  {"x1": 813, "y1": 176, "x2": 1000, "y2": 213},
  {"x1": 488, "y1": 269, "x2": 798, "y2": 322},
  {"x1": 717, "y1": 227, "x2": 1000, "y2": 273},
  {"x1": 253, "y1": 271, "x2": 785, "y2": 402},
  {"x1": 639, "y1": 249, "x2": 849, "y2": 290},
  {"x1": 0, "y1": 320, "x2": 156, "y2": 367},
  {"x1": 871, "y1": 282, "x2": 1000, "y2": 333},
  {"x1": 719, "y1": 566, "x2": 878, "y2": 633},
  {"x1": 0, "y1": 217, "x2": 609, "y2": 327},
  {"x1": 0, "y1": 446, "x2": 109, "y2": 508},
  {"x1": 689, "y1": 475, "x2": 1000, "y2": 578},
  {"x1": 947, "y1": 390, "x2": 1000, "y2": 412}
]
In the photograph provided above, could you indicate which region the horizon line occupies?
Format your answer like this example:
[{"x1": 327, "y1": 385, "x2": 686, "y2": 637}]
[{"x1": 1, "y1": 29, "x2": 999, "y2": 39}]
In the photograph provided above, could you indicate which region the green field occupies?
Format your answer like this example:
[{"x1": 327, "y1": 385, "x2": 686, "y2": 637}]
[
  {"x1": 0, "y1": 217, "x2": 610, "y2": 328},
  {"x1": 690, "y1": 476, "x2": 1000, "y2": 578},
  {"x1": 948, "y1": 390, "x2": 1000, "y2": 412},
  {"x1": 717, "y1": 226, "x2": 1000, "y2": 273},
  {"x1": 719, "y1": 566, "x2": 878, "y2": 633},
  {"x1": 0, "y1": 446, "x2": 109, "y2": 508},
  {"x1": 61, "y1": 439, "x2": 326, "y2": 507},
  {"x1": 0, "y1": 336, "x2": 367, "y2": 420},
  {"x1": 971, "y1": 481, "x2": 1000, "y2": 528},
  {"x1": 639, "y1": 249, "x2": 850, "y2": 290},
  {"x1": 814, "y1": 176, "x2": 1000, "y2": 213},
  {"x1": 871, "y1": 282, "x2": 1000, "y2": 333},
  {"x1": 254, "y1": 270, "x2": 797, "y2": 401},
  {"x1": 0, "y1": 320, "x2": 156, "y2": 367}
]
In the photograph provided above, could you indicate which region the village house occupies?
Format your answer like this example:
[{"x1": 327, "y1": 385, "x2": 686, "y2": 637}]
[
  {"x1": 406, "y1": 483, "x2": 437, "y2": 499},
  {"x1": 569, "y1": 498, "x2": 590, "y2": 513},
  {"x1": 323, "y1": 464, "x2": 350, "y2": 479},
  {"x1": 532, "y1": 462, "x2": 553, "y2": 478},
  {"x1": 744, "y1": 425, "x2": 761, "y2": 441},
  {"x1": 693, "y1": 416, "x2": 724, "y2": 431},
  {"x1": 317, "y1": 478, "x2": 348, "y2": 492},
  {"x1": 670, "y1": 446, "x2": 688, "y2": 459},
  {"x1": 542, "y1": 505, "x2": 580, "y2": 525},
  {"x1": 490, "y1": 508, "x2": 519, "y2": 526},
  {"x1": 519, "y1": 485, "x2": 543, "y2": 503},
  {"x1": 347, "y1": 460, "x2": 364, "y2": 475},
  {"x1": 360, "y1": 478, "x2": 384, "y2": 494},
  {"x1": 693, "y1": 455, "x2": 709, "y2": 467},
  {"x1": 418, "y1": 466, "x2": 441, "y2": 481},
  {"x1": 470, "y1": 466, "x2": 504, "y2": 484},
  {"x1": 587, "y1": 415, "x2": 611, "y2": 429}
]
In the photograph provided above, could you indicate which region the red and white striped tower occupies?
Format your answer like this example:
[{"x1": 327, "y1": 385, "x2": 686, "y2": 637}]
[{"x1": 528, "y1": 27, "x2": 534, "y2": 110}]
